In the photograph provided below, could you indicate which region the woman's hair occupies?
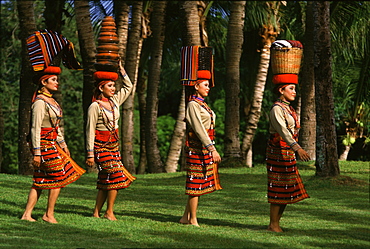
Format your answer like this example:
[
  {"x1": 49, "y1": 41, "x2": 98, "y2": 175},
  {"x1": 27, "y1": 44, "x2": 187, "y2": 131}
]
[
  {"x1": 185, "y1": 85, "x2": 197, "y2": 106},
  {"x1": 273, "y1": 84, "x2": 291, "y2": 97}
]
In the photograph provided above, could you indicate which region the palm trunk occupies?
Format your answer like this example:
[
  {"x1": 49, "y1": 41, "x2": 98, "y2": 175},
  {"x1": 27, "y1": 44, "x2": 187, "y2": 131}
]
[
  {"x1": 165, "y1": 88, "x2": 186, "y2": 173},
  {"x1": 145, "y1": 1, "x2": 167, "y2": 173},
  {"x1": 75, "y1": 0, "x2": 97, "y2": 173},
  {"x1": 223, "y1": 1, "x2": 245, "y2": 160},
  {"x1": 120, "y1": 1, "x2": 143, "y2": 174},
  {"x1": 313, "y1": 1, "x2": 340, "y2": 177},
  {"x1": 300, "y1": 1, "x2": 316, "y2": 160},
  {"x1": 241, "y1": 44, "x2": 271, "y2": 166},
  {"x1": 16, "y1": 0, "x2": 36, "y2": 175},
  {"x1": 136, "y1": 73, "x2": 147, "y2": 174},
  {"x1": 164, "y1": 1, "x2": 201, "y2": 172},
  {"x1": 339, "y1": 145, "x2": 351, "y2": 161}
]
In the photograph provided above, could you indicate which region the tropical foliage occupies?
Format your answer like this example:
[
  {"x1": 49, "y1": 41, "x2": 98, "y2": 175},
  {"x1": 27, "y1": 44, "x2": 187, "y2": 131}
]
[{"x1": 0, "y1": 1, "x2": 369, "y2": 175}]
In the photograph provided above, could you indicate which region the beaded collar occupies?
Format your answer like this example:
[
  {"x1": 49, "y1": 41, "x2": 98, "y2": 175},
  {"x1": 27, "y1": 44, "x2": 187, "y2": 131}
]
[{"x1": 38, "y1": 90, "x2": 53, "y2": 98}]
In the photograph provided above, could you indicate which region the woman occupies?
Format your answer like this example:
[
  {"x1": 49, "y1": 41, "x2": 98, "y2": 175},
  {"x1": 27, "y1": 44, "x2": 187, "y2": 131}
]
[
  {"x1": 266, "y1": 83, "x2": 310, "y2": 232},
  {"x1": 179, "y1": 79, "x2": 222, "y2": 227},
  {"x1": 85, "y1": 63, "x2": 136, "y2": 221},
  {"x1": 21, "y1": 66, "x2": 85, "y2": 224}
]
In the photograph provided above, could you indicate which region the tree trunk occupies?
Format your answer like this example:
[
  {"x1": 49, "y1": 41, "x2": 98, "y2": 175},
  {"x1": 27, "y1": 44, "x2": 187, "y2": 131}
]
[
  {"x1": 16, "y1": 0, "x2": 36, "y2": 175},
  {"x1": 180, "y1": 1, "x2": 201, "y2": 45},
  {"x1": 165, "y1": 88, "x2": 186, "y2": 173},
  {"x1": 300, "y1": 1, "x2": 316, "y2": 160},
  {"x1": 313, "y1": 1, "x2": 340, "y2": 177},
  {"x1": 114, "y1": 0, "x2": 129, "y2": 62},
  {"x1": 136, "y1": 72, "x2": 148, "y2": 174},
  {"x1": 166, "y1": 1, "x2": 202, "y2": 172},
  {"x1": 223, "y1": 1, "x2": 245, "y2": 159},
  {"x1": 74, "y1": 0, "x2": 97, "y2": 173},
  {"x1": 145, "y1": 1, "x2": 167, "y2": 173},
  {"x1": 120, "y1": 1, "x2": 143, "y2": 174},
  {"x1": 339, "y1": 145, "x2": 350, "y2": 161},
  {"x1": 241, "y1": 43, "x2": 271, "y2": 166},
  {"x1": 114, "y1": 0, "x2": 129, "y2": 91}
]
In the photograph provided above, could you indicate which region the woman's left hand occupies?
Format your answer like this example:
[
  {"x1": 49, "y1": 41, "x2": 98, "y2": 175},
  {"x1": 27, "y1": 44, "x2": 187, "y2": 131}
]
[
  {"x1": 63, "y1": 147, "x2": 71, "y2": 157},
  {"x1": 297, "y1": 148, "x2": 310, "y2": 162},
  {"x1": 212, "y1": 150, "x2": 222, "y2": 164}
]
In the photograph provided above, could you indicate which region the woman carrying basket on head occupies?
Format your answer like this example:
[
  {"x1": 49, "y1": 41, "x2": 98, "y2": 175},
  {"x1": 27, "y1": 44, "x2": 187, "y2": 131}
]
[
  {"x1": 85, "y1": 62, "x2": 136, "y2": 221},
  {"x1": 179, "y1": 46, "x2": 222, "y2": 227},
  {"x1": 266, "y1": 40, "x2": 310, "y2": 232},
  {"x1": 21, "y1": 66, "x2": 85, "y2": 224}
]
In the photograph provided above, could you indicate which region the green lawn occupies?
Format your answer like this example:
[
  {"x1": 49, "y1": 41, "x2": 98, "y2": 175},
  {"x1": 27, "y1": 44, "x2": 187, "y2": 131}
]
[{"x1": 0, "y1": 161, "x2": 369, "y2": 248}]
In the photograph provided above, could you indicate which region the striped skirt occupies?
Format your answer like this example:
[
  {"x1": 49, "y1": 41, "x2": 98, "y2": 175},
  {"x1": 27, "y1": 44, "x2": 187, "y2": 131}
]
[
  {"x1": 32, "y1": 128, "x2": 85, "y2": 189},
  {"x1": 185, "y1": 147, "x2": 222, "y2": 196},
  {"x1": 94, "y1": 130, "x2": 136, "y2": 190},
  {"x1": 266, "y1": 134, "x2": 309, "y2": 204}
]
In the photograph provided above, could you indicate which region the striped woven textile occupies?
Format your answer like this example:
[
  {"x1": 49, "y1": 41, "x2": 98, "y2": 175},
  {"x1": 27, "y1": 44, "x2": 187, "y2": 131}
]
[
  {"x1": 94, "y1": 129, "x2": 136, "y2": 190},
  {"x1": 32, "y1": 128, "x2": 85, "y2": 189},
  {"x1": 266, "y1": 133, "x2": 309, "y2": 204},
  {"x1": 27, "y1": 29, "x2": 81, "y2": 72},
  {"x1": 180, "y1": 46, "x2": 199, "y2": 86},
  {"x1": 180, "y1": 46, "x2": 215, "y2": 87}
]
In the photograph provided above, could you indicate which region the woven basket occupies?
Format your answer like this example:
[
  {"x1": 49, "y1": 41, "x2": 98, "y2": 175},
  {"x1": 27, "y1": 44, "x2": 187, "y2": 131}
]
[{"x1": 271, "y1": 47, "x2": 303, "y2": 75}]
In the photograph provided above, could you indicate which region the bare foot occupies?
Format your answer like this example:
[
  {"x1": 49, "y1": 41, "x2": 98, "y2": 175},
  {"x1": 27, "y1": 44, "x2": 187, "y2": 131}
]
[
  {"x1": 190, "y1": 223, "x2": 200, "y2": 227},
  {"x1": 103, "y1": 213, "x2": 117, "y2": 221},
  {"x1": 21, "y1": 215, "x2": 37, "y2": 222},
  {"x1": 179, "y1": 218, "x2": 189, "y2": 224},
  {"x1": 42, "y1": 214, "x2": 58, "y2": 224},
  {"x1": 267, "y1": 225, "x2": 283, "y2": 232},
  {"x1": 92, "y1": 213, "x2": 101, "y2": 218}
]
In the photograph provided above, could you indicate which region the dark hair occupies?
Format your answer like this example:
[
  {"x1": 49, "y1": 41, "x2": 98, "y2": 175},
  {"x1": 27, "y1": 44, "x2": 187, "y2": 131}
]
[{"x1": 184, "y1": 85, "x2": 197, "y2": 106}]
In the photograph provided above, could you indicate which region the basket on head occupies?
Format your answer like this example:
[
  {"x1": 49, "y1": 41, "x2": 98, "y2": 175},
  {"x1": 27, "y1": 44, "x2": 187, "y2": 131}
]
[
  {"x1": 271, "y1": 40, "x2": 303, "y2": 75},
  {"x1": 180, "y1": 46, "x2": 214, "y2": 87},
  {"x1": 94, "y1": 16, "x2": 120, "y2": 72}
]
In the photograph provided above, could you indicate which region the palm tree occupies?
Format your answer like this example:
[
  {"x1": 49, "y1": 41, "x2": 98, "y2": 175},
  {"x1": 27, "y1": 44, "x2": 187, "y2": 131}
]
[
  {"x1": 330, "y1": 1, "x2": 370, "y2": 160},
  {"x1": 223, "y1": 1, "x2": 245, "y2": 160},
  {"x1": 164, "y1": 1, "x2": 204, "y2": 173},
  {"x1": 120, "y1": 1, "x2": 144, "y2": 174},
  {"x1": 299, "y1": 1, "x2": 316, "y2": 161},
  {"x1": 16, "y1": 0, "x2": 37, "y2": 175},
  {"x1": 74, "y1": 0, "x2": 97, "y2": 172},
  {"x1": 145, "y1": 1, "x2": 167, "y2": 173},
  {"x1": 241, "y1": 1, "x2": 280, "y2": 166},
  {"x1": 313, "y1": 1, "x2": 339, "y2": 177}
]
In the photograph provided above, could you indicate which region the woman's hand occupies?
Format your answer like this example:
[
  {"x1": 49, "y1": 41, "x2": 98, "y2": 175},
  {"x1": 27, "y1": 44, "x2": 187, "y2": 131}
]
[
  {"x1": 86, "y1": 157, "x2": 95, "y2": 167},
  {"x1": 63, "y1": 147, "x2": 71, "y2": 157},
  {"x1": 212, "y1": 150, "x2": 222, "y2": 164},
  {"x1": 33, "y1": 156, "x2": 41, "y2": 167},
  {"x1": 118, "y1": 59, "x2": 127, "y2": 77},
  {"x1": 297, "y1": 148, "x2": 310, "y2": 162}
]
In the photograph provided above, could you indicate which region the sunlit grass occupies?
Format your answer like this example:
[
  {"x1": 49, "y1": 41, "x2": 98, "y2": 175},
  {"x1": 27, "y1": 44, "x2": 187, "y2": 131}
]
[{"x1": 0, "y1": 161, "x2": 369, "y2": 248}]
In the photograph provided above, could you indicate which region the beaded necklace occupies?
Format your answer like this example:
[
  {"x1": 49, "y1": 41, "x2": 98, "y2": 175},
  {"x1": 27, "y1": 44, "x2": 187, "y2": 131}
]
[
  {"x1": 97, "y1": 99, "x2": 119, "y2": 144},
  {"x1": 190, "y1": 95, "x2": 214, "y2": 128}
]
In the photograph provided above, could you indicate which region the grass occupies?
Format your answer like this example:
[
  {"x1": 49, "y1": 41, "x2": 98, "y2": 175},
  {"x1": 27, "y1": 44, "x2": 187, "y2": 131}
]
[{"x1": 0, "y1": 161, "x2": 369, "y2": 248}]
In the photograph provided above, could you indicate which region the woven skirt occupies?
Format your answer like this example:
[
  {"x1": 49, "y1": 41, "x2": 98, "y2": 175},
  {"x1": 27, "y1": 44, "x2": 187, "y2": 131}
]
[
  {"x1": 185, "y1": 148, "x2": 222, "y2": 196},
  {"x1": 266, "y1": 136, "x2": 309, "y2": 204},
  {"x1": 94, "y1": 130, "x2": 136, "y2": 190},
  {"x1": 32, "y1": 128, "x2": 85, "y2": 190}
]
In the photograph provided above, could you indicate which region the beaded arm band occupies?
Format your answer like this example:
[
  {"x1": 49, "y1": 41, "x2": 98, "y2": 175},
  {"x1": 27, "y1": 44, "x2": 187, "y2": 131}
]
[
  {"x1": 33, "y1": 147, "x2": 41, "y2": 156},
  {"x1": 290, "y1": 142, "x2": 302, "y2": 152},
  {"x1": 206, "y1": 143, "x2": 216, "y2": 152},
  {"x1": 58, "y1": 140, "x2": 67, "y2": 149},
  {"x1": 87, "y1": 150, "x2": 94, "y2": 158}
]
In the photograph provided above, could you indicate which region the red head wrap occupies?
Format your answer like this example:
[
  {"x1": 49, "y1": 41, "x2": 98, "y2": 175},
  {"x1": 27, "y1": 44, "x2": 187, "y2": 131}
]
[
  {"x1": 32, "y1": 66, "x2": 62, "y2": 102},
  {"x1": 92, "y1": 71, "x2": 119, "y2": 102}
]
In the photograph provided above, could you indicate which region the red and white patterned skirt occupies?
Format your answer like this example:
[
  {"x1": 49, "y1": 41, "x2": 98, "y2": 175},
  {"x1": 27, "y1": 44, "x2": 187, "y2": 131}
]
[{"x1": 94, "y1": 129, "x2": 136, "y2": 190}]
